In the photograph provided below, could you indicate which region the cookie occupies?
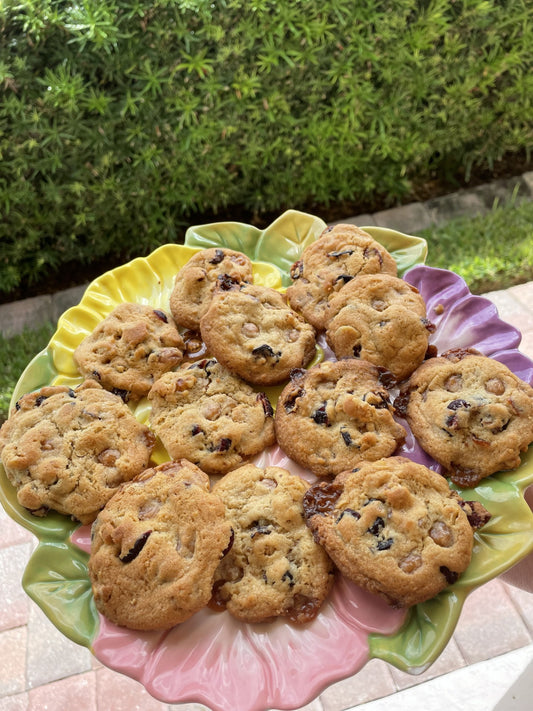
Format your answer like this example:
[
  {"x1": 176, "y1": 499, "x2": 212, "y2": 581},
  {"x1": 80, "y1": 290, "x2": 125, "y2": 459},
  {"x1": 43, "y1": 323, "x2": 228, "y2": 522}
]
[
  {"x1": 89, "y1": 459, "x2": 233, "y2": 630},
  {"x1": 325, "y1": 273, "x2": 434, "y2": 381},
  {"x1": 395, "y1": 348, "x2": 533, "y2": 487},
  {"x1": 274, "y1": 360, "x2": 406, "y2": 477},
  {"x1": 148, "y1": 359, "x2": 276, "y2": 475},
  {"x1": 286, "y1": 224, "x2": 398, "y2": 330},
  {"x1": 200, "y1": 280, "x2": 316, "y2": 386},
  {"x1": 169, "y1": 248, "x2": 253, "y2": 330},
  {"x1": 0, "y1": 380, "x2": 155, "y2": 524},
  {"x1": 74, "y1": 302, "x2": 185, "y2": 400},
  {"x1": 303, "y1": 456, "x2": 490, "y2": 607},
  {"x1": 210, "y1": 463, "x2": 334, "y2": 624}
]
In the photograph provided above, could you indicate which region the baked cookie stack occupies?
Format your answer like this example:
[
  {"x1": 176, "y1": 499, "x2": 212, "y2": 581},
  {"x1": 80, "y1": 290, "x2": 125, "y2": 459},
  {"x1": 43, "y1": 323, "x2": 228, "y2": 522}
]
[{"x1": 2, "y1": 228, "x2": 532, "y2": 631}]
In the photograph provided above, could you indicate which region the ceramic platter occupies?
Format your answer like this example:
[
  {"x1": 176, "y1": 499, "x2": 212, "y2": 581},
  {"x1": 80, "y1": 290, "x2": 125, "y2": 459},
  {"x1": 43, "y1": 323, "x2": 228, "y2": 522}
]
[{"x1": 1, "y1": 210, "x2": 533, "y2": 711}]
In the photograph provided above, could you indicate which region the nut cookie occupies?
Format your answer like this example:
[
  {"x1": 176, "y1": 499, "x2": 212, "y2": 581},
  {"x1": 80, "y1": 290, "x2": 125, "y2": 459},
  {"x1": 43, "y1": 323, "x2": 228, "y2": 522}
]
[
  {"x1": 211, "y1": 463, "x2": 334, "y2": 624},
  {"x1": 303, "y1": 457, "x2": 490, "y2": 608},
  {"x1": 325, "y1": 273, "x2": 434, "y2": 382},
  {"x1": 395, "y1": 348, "x2": 533, "y2": 488},
  {"x1": 275, "y1": 360, "x2": 406, "y2": 477},
  {"x1": 170, "y1": 248, "x2": 253, "y2": 330},
  {"x1": 0, "y1": 380, "x2": 155, "y2": 524},
  {"x1": 286, "y1": 224, "x2": 397, "y2": 331},
  {"x1": 89, "y1": 460, "x2": 233, "y2": 630},
  {"x1": 74, "y1": 302, "x2": 185, "y2": 401},
  {"x1": 200, "y1": 280, "x2": 316, "y2": 386},
  {"x1": 148, "y1": 359, "x2": 276, "y2": 475}
]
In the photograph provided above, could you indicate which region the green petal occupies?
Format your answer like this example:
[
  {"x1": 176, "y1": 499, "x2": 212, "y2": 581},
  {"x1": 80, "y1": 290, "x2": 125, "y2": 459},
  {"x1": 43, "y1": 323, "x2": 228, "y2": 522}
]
[{"x1": 22, "y1": 540, "x2": 98, "y2": 648}]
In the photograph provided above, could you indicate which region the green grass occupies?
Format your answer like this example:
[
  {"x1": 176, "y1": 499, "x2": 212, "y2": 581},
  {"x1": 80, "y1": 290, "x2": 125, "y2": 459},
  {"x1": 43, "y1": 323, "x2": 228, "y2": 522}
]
[
  {"x1": 0, "y1": 322, "x2": 55, "y2": 423},
  {"x1": 1, "y1": 197, "x2": 532, "y2": 424},
  {"x1": 422, "y1": 198, "x2": 533, "y2": 294}
]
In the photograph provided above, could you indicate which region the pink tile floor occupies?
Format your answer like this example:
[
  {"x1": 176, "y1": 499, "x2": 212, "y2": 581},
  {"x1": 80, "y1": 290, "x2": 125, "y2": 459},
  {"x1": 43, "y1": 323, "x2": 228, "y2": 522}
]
[{"x1": 1, "y1": 281, "x2": 533, "y2": 711}]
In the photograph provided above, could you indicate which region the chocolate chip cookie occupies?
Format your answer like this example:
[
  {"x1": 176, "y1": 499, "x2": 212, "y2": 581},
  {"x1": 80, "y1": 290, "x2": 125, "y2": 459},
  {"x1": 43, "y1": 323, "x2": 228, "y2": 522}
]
[
  {"x1": 303, "y1": 456, "x2": 490, "y2": 607},
  {"x1": 325, "y1": 273, "x2": 434, "y2": 382},
  {"x1": 200, "y1": 281, "x2": 317, "y2": 386},
  {"x1": 286, "y1": 224, "x2": 398, "y2": 330},
  {"x1": 148, "y1": 359, "x2": 276, "y2": 475},
  {"x1": 74, "y1": 302, "x2": 185, "y2": 400},
  {"x1": 275, "y1": 360, "x2": 406, "y2": 477},
  {"x1": 211, "y1": 463, "x2": 334, "y2": 624},
  {"x1": 169, "y1": 248, "x2": 253, "y2": 330},
  {"x1": 396, "y1": 348, "x2": 533, "y2": 487},
  {"x1": 89, "y1": 459, "x2": 233, "y2": 630},
  {"x1": 0, "y1": 380, "x2": 155, "y2": 524}
]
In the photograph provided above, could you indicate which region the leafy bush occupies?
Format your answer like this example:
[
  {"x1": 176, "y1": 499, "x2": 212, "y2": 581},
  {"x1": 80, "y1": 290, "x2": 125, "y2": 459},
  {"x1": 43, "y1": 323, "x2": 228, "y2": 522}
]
[{"x1": 1, "y1": 0, "x2": 532, "y2": 295}]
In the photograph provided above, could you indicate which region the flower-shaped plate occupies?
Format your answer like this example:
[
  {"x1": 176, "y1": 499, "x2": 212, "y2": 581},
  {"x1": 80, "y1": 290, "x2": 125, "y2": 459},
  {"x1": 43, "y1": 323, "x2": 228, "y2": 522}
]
[{"x1": 1, "y1": 211, "x2": 532, "y2": 711}]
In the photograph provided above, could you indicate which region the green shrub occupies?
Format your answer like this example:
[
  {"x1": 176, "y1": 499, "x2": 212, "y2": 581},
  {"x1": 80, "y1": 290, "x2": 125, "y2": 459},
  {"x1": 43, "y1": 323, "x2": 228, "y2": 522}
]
[{"x1": 1, "y1": 0, "x2": 532, "y2": 295}]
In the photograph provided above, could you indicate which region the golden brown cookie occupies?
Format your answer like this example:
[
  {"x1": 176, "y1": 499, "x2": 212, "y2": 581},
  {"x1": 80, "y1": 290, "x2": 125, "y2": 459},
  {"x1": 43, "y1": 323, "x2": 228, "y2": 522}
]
[
  {"x1": 148, "y1": 359, "x2": 276, "y2": 475},
  {"x1": 303, "y1": 457, "x2": 490, "y2": 607},
  {"x1": 325, "y1": 273, "x2": 434, "y2": 381},
  {"x1": 0, "y1": 380, "x2": 155, "y2": 524},
  {"x1": 275, "y1": 360, "x2": 406, "y2": 477},
  {"x1": 74, "y1": 302, "x2": 185, "y2": 401},
  {"x1": 169, "y1": 248, "x2": 253, "y2": 330},
  {"x1": 395, "y1": 348, "x2": 533, "y2": 487},
  {"x1": 200, "y1": 280, "x2": 316, "y2": 386},
  {"x1": 211, "y1": 463, "x2": 334, "y2": 624},
  {"x1": 286, "y1": 224, "x2": 398, "y2": 330},
  {"x1": 89, "y1": 459, "x2": 233, "y2": 630}
]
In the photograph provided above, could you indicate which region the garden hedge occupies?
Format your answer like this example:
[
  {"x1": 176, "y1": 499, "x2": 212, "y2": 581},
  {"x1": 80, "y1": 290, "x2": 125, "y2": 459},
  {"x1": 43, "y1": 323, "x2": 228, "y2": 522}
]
[{"x1": 1, "y1": 0, "x2": 532, "y2": 295}]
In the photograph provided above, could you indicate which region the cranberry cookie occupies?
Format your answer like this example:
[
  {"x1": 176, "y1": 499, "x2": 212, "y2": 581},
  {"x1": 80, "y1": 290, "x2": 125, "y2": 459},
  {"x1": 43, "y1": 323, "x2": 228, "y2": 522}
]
[
  {"x1": 396, "y1": 348, "x2": 533, "y2": 487},
  {"x1": 325, "y1": 273, "x2": 434, "y2": 382},
  {"x1": 0, "y1": 380, "x2": 155, "y2": 524},
  {"x1": 286, "y1": 224, "x2": 397, "y2": 330},
  {"x1": 211, "y1": 463, "x2": 334, "y2": 624},
  {"x1": 275, "y1": 360, "x2": 406, "y2": 477},
  {"x1": 89, "y1": 459, "x2": 233, "y2": 630},
  {"x1": 148, "y1": 359, "x2": 276, "y2": 475},
  {"x1": 303, "y1": 457, "x2": 490, "y2": 608},
  {"x1": 74, "y1": 302, "x2": 185, "y2": 400},
  {"x1": 200, "y1": 280, "x2": 316, "y2": 386},
  {"x1": 170, "y1": 248, "x2": 253, "y2": 330}
]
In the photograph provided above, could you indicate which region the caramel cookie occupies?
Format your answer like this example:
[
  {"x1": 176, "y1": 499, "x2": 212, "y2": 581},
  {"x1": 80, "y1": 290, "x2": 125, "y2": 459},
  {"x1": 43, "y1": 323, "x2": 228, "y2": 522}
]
[
  {"x1": 89, "y1": 459, "x2": 233, "y2": 630},
  {"x1": 274, "y1": 360, "x2": 406, "y2": 477},
  {"x1": 148, "y1": 359, "x2": 276, "y2": 475},
  {"x1": 74, "y1": 302, "x2": 185, "y2": 400},
  {"x1": 303, "y1": 457, "x2": 490, "y2": 608},
  {"x1": 211, "y1": 463, "x2": 334, "y2": 624},
  {"x1": 286, "y1": 224, "x2": 397, "y2": 330},
  {"x1": 170, "y1": 248, "x2": 253, "y2": 330},
  {"x1": 0, "y1": 380, "x2": 155, "y2": 524},
  {"x1": 325, "y1": 274, "x2": 433, "y2": 381},
  {"x1": 396, "y1": 348, "x2": 533, "y2": 487},
  {"x1": 200, "y1": 281, "x2": 316, "y2": 386}
]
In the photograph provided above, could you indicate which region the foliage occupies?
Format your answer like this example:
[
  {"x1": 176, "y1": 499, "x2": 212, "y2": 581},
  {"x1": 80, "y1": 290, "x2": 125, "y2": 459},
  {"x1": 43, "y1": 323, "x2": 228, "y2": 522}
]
[
  {"x1": 0, "y1": 322, "x2": 55, "y2": 422},
  {"x1": 1, "y1": 0, "x2": 532, "y2": 294},
  {"x1": 422, "y1": 198, "x2": 533, "y2": 294}
]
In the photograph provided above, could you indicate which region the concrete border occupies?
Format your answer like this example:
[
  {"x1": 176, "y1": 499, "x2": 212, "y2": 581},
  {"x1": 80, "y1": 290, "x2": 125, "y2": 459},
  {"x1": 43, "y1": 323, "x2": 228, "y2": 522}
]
[{"x1": 1, "y1": 172, "x2": 532, "y2": 337}]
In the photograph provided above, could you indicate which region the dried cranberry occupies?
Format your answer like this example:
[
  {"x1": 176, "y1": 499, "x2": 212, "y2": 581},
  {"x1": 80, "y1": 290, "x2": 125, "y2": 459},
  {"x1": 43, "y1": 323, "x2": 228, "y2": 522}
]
[
  {"x1": 252, "y1": 344, "x2": 280, "y2": 361},
  {"x1": 119, "y1": 531, "x2": 152, "y2": 563},
  {"x1": 153, "y1": 309, "x2": 168, "y2": 323},
  {"x1": 341, "y1": 429, "x2": 352, "y2": 446},
  {"x1": 256, "y1": 392, "x2": 274, "y2": 417},
  {"x1": 209, "y1": 249, "x2": 225, "y2": 264},
  {"x1": 367, "y1": 517, "x2": 385, "y2": 535},
  {"x1": 447, "y1": 399, "x2": 470, "y2": 410},
  {"x1": 311, "y1": 404, "x2": 329, "y2": 425},
  {"x1": 440, "y1": 566, "x2": 459, "y2": 585}
]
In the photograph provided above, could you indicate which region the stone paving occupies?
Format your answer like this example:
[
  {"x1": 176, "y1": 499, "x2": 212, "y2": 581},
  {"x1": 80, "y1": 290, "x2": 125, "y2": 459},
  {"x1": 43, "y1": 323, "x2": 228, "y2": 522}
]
[{"x1": 1, "y1": 177, "x2": 533, "y2": 710}]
